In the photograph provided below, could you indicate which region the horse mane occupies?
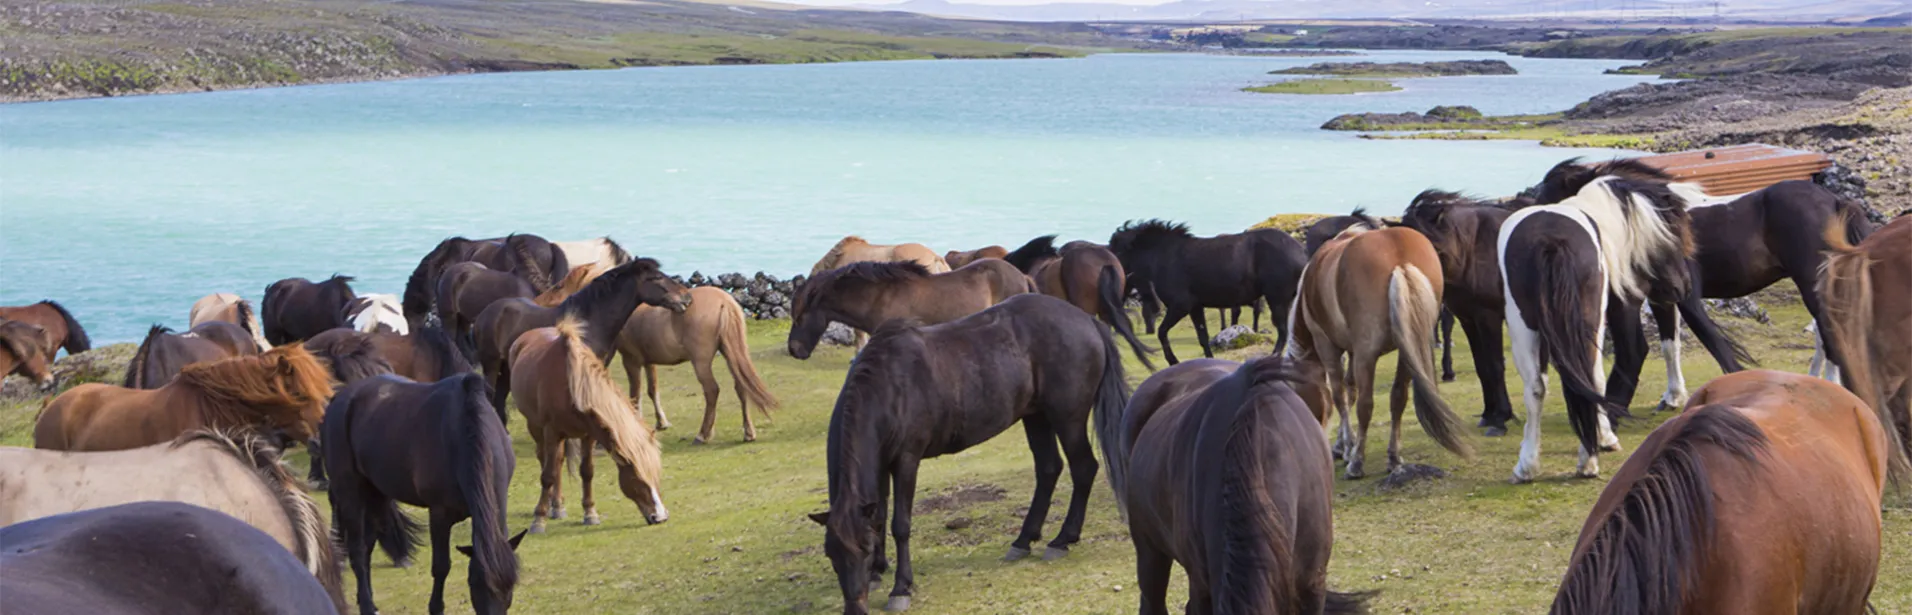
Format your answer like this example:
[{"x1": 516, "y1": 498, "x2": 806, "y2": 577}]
[
  {"x1": 123, "y1": 324, "x2": 172, "y2": 388},
  {"x1": 1202, "y1": 356, "x2": 1321, "y2": 614},
  {"x1": 1818, "y1": 217, "x2": 1912, "y2": 486},
  {"x1": 445, "y1": 373, "x2": 518, "y2": 597},
  {"x1": 38, "y1": 300, "x2": 90, "y2": 354},
  {"x1": 173, "y1": 345, "x2": 335, "y2": 437},
  {"x1": 413, "y1": 324, "x2": 473, "y2": 379},
  {"x1": 555, "y1": 317, "x2": 662, "y2": 492},
  {"x1": 321, "y1": 274, "x2": 356, "y2": 288},
  {"x1": 558, "y1": 258, "x2": 661, "y2": 318},
  {"x1": 308, "y1": 331, "x2": 394, "y2": 385},
  {"x1": 504, "y1": 234, "x2": 556, "y2": 292},
  {"x1": 405, "y1": 237, "x2": 474, "y2": 316},
  {"x1": 1003, "y1": 235, "x2": 1060, "y2": 273},
  {"x1": 1348, "y1": 207, "x2": 1386, "y2": 231},
  {"x1": 1109, "y1": 219, "x2": 1193, "y2": 255},
  {"x1": 173, "y1": 429, "x2": 345, "y2": 609},
  {"x1": 601, "y1": 237, "x2": 633, "y2": 266},
  {"x1": 233, "y1": 299, "x2": 260, "y2": 341},
  {"x1": 1560, "y1": 175, "x2": 1694, "y2": 302},
  {"x1": 1551, "y1": 404, "x2": 1768, "y2": 615},
  {"x1": 811, "y1": 235, "x2": 871, "y2": 274},
  {"x1": 534, "y1": 264, "x2": 604, "y2": 307},
  {"x1": 821, "y1": 349, "x2": 901, "y2": 560}
]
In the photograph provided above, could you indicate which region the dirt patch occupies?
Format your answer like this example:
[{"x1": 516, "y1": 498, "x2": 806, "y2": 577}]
[{"x1": 915, "y1": 483, "x2": 1007, "y2": 514}]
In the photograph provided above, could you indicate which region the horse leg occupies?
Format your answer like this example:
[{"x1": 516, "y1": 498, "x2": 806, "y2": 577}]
[
  {"x1": 1508, "y1": 309, "x2": 1550, "y2": 484},
  {"x1": 693, "y1": 358, "x2": 723, "y2": 444},
  {"x1": 646, "y1": 364, "x2": 671, "y2": 430},
  {"x1": 885, "y1": 458, "x2": 921, "y2": 612},
  {"x1": 343, "y1": 509, "x2": 380, "y2": 615},
  {"x1": 1439, "y1": 308, "x2": 1457, "y2": 382},
  {"x1": 1600, "y1": 296, "x2": 1649, "y2": 414},
  {"x1": 1191, "y1": 308, "x2": 1214, "y2": 358},
  {"x1": 1135, "y1": 541, "x2": 1173, "y2": 615},
  {"x1": 306, "y1": 438, "x2": 330, "y2": 490},
  {"x1": 1252, "y1": 297, "x2": 1264, "y2": 331},
  {"x1": 530, "y1": 429, "x2": 559, "y2": 533},
  {"x1": 1582, "y1": 306, "x2": 1619, "y2": 475},
  {"x1": 1227, "y1": 306, "x2": 1240, "y2": 327},
  {"x1": 1346, "y1": 357, "x2": 1378, "y2": 479},
  {"x1": 1325, "y1": 349, "x2": 1353, "y2": 463},
  {"x1": 580, "y1": 436, "x2": 601, "y2": 525},
  {"x1": 1650, "y1": 303, "x2": 1689, "y2": 412},
  {"x1": 729, "y1": 357, "x2": 760, "y2": 443},
  {"x1": 428, "y1": 509, "x2": 454, "y2": 615},
  {"x1": 1387, "y1": 354, "x2": 1411, "y2": 473},
  {"x1": 1140, "y1": 293, "x2": 1159, "y2": 335},
  {"x1": 1457, "y1": 311, "x2": 1514, "y2": 435},
  {"x1": 1008, "y1": 418, "x2": 1063, "y2": 561},
  {"x1": 1045, "y1": 420, "x2": 1099, "y2": 559},
  {"x1": 1156, "y1": 306, "x2": 1188, "y2": 366},
  {"x1": 1264, "y1": 286, "x2": 1295, "y2": 357}
]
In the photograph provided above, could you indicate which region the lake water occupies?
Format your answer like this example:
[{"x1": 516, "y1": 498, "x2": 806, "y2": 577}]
[{"x1": 0, "y1": 50, "x2": 1657, "y2": 343}]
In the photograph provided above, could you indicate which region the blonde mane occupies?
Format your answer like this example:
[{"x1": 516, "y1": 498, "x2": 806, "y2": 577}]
[
  {"x1": 534, "y1": 264, "x2": 606, "y2": 307},
  {"x1": 173, "y1": 430, "x2": 337, "y2": 587},
  {"x1": 174, "y1": 345, "x2": 334, "y2": 438},
  {"x1": 1560, "y1": 175, "x2": 1684, "y2": 301},
  {"x1": 556, "y1": 316, "x2": 663, "y2": 487},
  {"x1": 812, "y1": 236, "x2": 871, "y2": 275}
]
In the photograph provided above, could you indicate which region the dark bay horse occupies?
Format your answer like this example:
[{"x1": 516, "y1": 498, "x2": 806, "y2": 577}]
[
  {"x1": 1551, "y1": 370, "x2": 1887, "y2": 614},
  {"x1": 1400, "y1": 191, "x2": 1520, "y2": 434},
  {"x1": 123, "y1": 322, "x2": 262, "y2": 389},
  {"x1": 0, "y1": 319, "x2": 55, "y2": 391},
  {"x1": 786, "y1": 259, "x2": 1032, "y2": 359},
  {"x1": 1003, "y1": 235, "x2": 1157, "y2": 370},
  {"x1": 436, "y1": 262, "x2": 537, "y2": 352},
  {"x1": 324, "y1": 372, "x2": 524, "y2": 615},
  {"x1": 34, "y1": 345, "x2": 333, "y2": 452},
  {"x1": 1821, "y1": 214, "x2": 1912, "y2": 485},
  {"x1": 1108, "y1": 220, "x2": 1306, "y2": 364},
  {"x1": 1114, "y1": 357, "x2": 1368, "y2": 615},
  {"x1": 403, "y1": 234, "x2": 569, "y2": 326},
  {"x1": 262, "y1": 274, "x2": 359, "y2": 346},
  {"x1": 805, "y1": 294, "x2": 1129, "y2": 613},
  {"x1": 0, "y1": 300, "x2": 91, "y2": 361},
  {"x1": 1301, "y1": 208, "x2": 1387, "y2": 256},
  {"x1": 0, "y1": 501, "x2": 340, "y2": 615},
  {"x1": 305, "y1": 325, "x2": 471, "y2": 385}
]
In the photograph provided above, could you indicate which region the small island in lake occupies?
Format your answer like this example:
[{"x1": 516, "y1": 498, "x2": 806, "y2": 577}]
[
  {"x1": 1243, "y1": 78, "x2": 1402, "y2": 95},
  {"x1": 1269, "y1": 59, "x2": 1518, "y2": 78}
]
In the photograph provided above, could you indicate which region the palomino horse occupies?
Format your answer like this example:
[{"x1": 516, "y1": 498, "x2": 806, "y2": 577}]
[
  {"x1": 1400, "y1": 191, "x2": 1521, "y2": 434},
  {"x1": 435, "y1": 262, "x2": 537, "y2": 351},
  {"x1": 344, "y1": 293, "x2": 407, "y2": 335},
  {"x1": 616, "y1": 286, "x2": 779, "y2": 443},
  {"x1": 1002, "y1": 235, "x2": 1157, "y2": 370},
  {"x1": 262, "y1": 275, "x2": 358, "y2": 346},
  {"x1": 324, "y1": 372, "x2": 524, "y2": 615},
  {"x1": 0, "y1": 501, "x2": 339, "y2": 615},
  {"x1": 475, "y1": 258, "x2": 691, "y2": 418},
  {"x1": 1108, "y1": 220, "x2": 1307, "y2": 364},
  {"x1": 34, "y1": 345, "x2": 332, "y2": 452},
  {"x1": 555, "y1": 236, "x2": 633, "y2": 273},
  {"x1": 0, "y1": 300, "x2": 90, "y2": 361},
  {"x1": 1113, "y1": 357, "x2": 1367, "y2": 615},
  {"x1": 510, "y1": 317, "x2": 669, "y2": 532},
  {"x1": 1498, "y1": 162, "x2": 1699, "y2": 483},
  {"x1": 403, "y1": 234, "x2": 570, "y2": 326},
  {"x1": 809, "y1": 235, "x2": 951, "y2": 276},
  {"x1": 0, "y1": 430, "x2": 347, "y2": 611},
  {"x1": 943, "y1": 245, "x2": 1007, "y2": 268},
  {"x1": 786, "y1": 260, "x2": 1031, "y2": 359},
  {"x1": 1820, "y1": 214, "x2": 1912, "y2": 484},
  {"x1": 1293, "y1": 225, "x2": 1474, "y2": 478},
  {"x1": 189, "y1": 292, "x2": 272, "y2": 350},
  {"x1": 806, "y1": 294, "x2": 1129, "y2": 614},
  {"x1": 122, "y1": 322, "x2": 262, "y2": 389},
  {"x1": 1551, "y1": 370, "x2": 1888, "y2": 615},
  {"x1": 0, "y1": 319, "x2": 55, "y2": 391}
]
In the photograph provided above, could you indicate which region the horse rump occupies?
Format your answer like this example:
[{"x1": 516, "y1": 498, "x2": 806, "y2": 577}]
[
  {"x1": 1386, "y1": 265, "x2": 1472, "y2": 459},
  {"x1": 1094, "y1": 265, "x2": 1157, "y2": 371}
]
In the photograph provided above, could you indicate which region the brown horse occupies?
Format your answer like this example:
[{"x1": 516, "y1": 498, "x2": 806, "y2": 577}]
[
  {"x1": 787, "y1": 260, "x2": 1032, "y2": 359},
  {"x1": 943, "y1": 245, "x2": 1007, "y2": 269},
  {"x1": 615, "y1": 286, "x2": 779, "y2": 443},
  {"x1": 0, "y1": 300, "x2": 91, "y2": 361},
  {"x1": 0, "y1": 430, "x2": 348, "y2": 613},
  {"x1": 435, "y1": 262, "x2": 537, "y2": 350},
  {"x1": 1551, "y1": 370, "x2": 1887, "y2": 615},
  {"x1": 509, "y1": 317, "x2": 668, "y2": 532},
  {"x1": 189, "y1": 292, "x2": 272, "y2": 350},
  {"x1": 810, "y1": 236, "x2": 951, "y2": 276},
  {"x1": 123, "y1": 322, "x2": 263, "y2": 389},
  {"x1": 0, "y1": 319, "x2": 55, "y2": 391},
  {"x1": 1820, "y1": 214, "x2": 1912, "y2": 484},
  {"x1": 1113, "y1": 357, "x2": 1368, "y2": 615},
  {"x1": 1292, "y1": 225, "x2": 1473, "y2": 478},
  {"x1": 33, "y1": 345, "x2": 333, "y2": 452},
  {"x1": 402, "y1": 234, "x2": 570, "y2": 326},
  {"x1": 304, "y1": 326, "x2": 468, "y2": 385},
  {"x1": 1002, "y1": 235, "x2": 1157, "y2": 370}
]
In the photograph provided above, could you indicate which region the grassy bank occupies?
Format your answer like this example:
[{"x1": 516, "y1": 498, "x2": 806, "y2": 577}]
[
  {"x1": 1244, "y1": 78, "x2": 1401, "y2": 95},
  {"x1": 2, "y1": 286, "x2": 1907, "y2": 613}
]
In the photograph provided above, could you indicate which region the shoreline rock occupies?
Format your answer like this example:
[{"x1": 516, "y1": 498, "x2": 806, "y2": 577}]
[{"x1": 1271, "y1": 59, "x2": 1515, "y2": 78}]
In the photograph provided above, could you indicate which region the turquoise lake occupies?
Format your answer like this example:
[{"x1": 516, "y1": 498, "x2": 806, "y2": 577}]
[{"x1": 0, "y1": 50, "x2": 1657, "y2": 342}]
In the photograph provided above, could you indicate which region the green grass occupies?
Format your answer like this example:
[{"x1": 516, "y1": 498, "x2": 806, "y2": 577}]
[
  {"x1": 2, "y1": 285, "x2": 1907, "y2": 613},
  {"x1": 1244, "y1": 78, "x2": 1401, "y2": 95}
]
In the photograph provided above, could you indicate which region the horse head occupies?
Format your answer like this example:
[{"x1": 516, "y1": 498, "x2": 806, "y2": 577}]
[{"x1": 0, "y1": 319, "x2": 55, "y2": 389}]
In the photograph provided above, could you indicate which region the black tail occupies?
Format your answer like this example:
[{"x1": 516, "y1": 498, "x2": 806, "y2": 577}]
[
  {"x1": 123, "y1": 324, "x2": 169, "y2": 388},
  {"x1": 1090, "y1": 265, "x2": 1156, "y2": 371},
  {"x1": 42, "y1": 300, "x2": 90, "y2": 354},
  {"x1": 1211, "y1": 359, "x2": 1292, "y2": 615},
  {"x1": 1003, "y1": 234, "x2": 1059, "y2": 273},
  {"x1": 1532, "y1": 243, "x2": 1621, "y2": 456},
  {"x1": 1326, "y1": 590, "x2": 1378, "y2": 614},
  {"x1": 1091, "y1": 322, "x2": 1133, "y2": 512},
  {"x1": 312, "y1": 333, "x2": 394, "y2": 385},
  {"x1": 447, "y1": 374, "x2": 520, "y2": 599},
  {"x1": 413, "y1": 324, "x2": 473, "y2": 380}
]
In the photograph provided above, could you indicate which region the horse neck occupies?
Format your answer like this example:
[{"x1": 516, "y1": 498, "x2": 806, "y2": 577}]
[
  {"x1": 827, "y1": 379, "x2": 890, "y2": 525},
  {"x1": 564, "y1": 283, "x2": 641, "y2": 358},
  {"x1": 823, "y1": 282, "x2": 895, "y2": 332}
]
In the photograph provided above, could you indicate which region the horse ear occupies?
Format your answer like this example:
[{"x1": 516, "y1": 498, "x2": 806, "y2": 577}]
[
  {"x1": 508, "y1": 529, "x2": 528, "y2": 550},
  {"x1": 455, "y1": 545, "x2": 474, "y2": 557},
  {"x1": 807, "y1": 511, "x2": 830, "y2": 526}
]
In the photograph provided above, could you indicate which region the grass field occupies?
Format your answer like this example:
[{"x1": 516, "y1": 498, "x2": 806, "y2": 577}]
[
  {"x1": 1244, "y1": 78, "x2": 1402, "y2": 95},
  {"x1": 2, "y1": 284, "x2": 1907, "y2": 614}
]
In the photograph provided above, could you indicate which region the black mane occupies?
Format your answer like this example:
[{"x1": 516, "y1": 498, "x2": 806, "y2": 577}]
[
  {"x1": 1537, "y1": 157, "x2": 1677, "y2": 205},
  {"x1": 603, "y1": 237, "x2": 633, "y2": 266},
  {"x1": 404, "y1": 237, "x2": 475, "y2": 317},
  {"x1": 1109, "y1": 219, "x2": 1194, "y2": 255},
  {"x1": 122, "y1": 324, "x2": 173, "y2": 388},
  {"x1": 1003, "y1": 235, "x2": 1060, "y2": 273},
  {"x1": 558, "y1": 257, "x2": 664, "y2": 319}
]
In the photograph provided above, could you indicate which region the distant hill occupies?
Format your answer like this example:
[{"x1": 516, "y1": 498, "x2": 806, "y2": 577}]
[{"x1": 849, "y1": 0, "x2": 1912, "y2": 23}]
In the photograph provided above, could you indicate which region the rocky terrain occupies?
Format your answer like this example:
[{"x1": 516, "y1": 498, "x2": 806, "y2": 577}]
[
  {"x1": 1270, "y1": 59, "x2": 1516, "y2": 77},
  {"x1": 678, "y1": 271, "x2": 804, "y2": 320}
]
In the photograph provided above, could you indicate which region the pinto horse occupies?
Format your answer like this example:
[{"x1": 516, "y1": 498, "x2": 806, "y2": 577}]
[
  {"x1": 616, "y1": 286, "x2": 779, "y2": 443},
  {"x1": 189, "y1": 292, "x2": 272, "y2": 350},
  {"x1": 1551, "y1": 370, "x2": 1888, "y2": 615},
  {"x1": 0, "y1": 300, "x2": 90, "y2": 361},
  {"x1": 344, "y1": 293, "x2": 407, "y2": 335},
  {"x1": 34, "y1": 345, "x2": 332, "y2": 452},
  {"x1": 122, "y1": 322, "x2": 262, "y2": 389},
  {"x1": 786, "y1": 260, "x2": 1032, "y2": 359},
  {"x1": 1293, "y1": 225, "x2": 1474, "y2": 478},
  {"x1": 402, "y1": 234, "x2": 570, "y2": 326},
  {"x1": 943, "y1": 245, "x2": 1007, "y2": 268},
  {"x1": 262, "y1": 275, "x2": 359, "y2": 346},
  {"x1": 1820, "y1": 214, "x2": 1912, "y2": 485},
  {"x1": 806, "y1": 294, "x2": 1129, "y2": 614},
  {"x1": 1108, "y1": 220, "x2": 1306, "y2": 364},
  {"x1": 1113, "y1": 357, "x2": 1368, "y2": 615},
  {"x1": 555, "y1": 236, "x2": 633, "y2": 273},
  {"x1": 0, "y1": 319, "x2": 55, "y2": 391},
  {"x1": 1400, "y1": 191, "x2": 1522, "y2": 434},
  {"x1": 1002, "y1": 235, "x2": 1157, "y2": 370}
]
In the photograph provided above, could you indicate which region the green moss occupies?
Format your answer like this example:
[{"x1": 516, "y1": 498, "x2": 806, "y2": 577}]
[{"x1": 1244, "y1": 78, "x2": 1400, "y2": 95}]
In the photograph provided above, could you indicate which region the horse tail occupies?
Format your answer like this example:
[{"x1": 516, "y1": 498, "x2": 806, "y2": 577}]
[
  {"x1": 508, "y1": 234, "x2": 556, "y2": 292},
  {"x1": 1210, "y1": 359, "x2": 1294, "y2": 615},
  {"x1": 179, "y1": 429, "x2": 347, "y2": 612},
  {"x1": 235, "y1": 299, "x2": 271, "y2": 350},
  {"x1": 1387, "y1": 265, "x2": 1472, "y2": 459},
  {"x1": 123, "y1": 324, "x2": 168, "y2": 388},
  {"x1": 414, "y1": 324, "x2": 473, "y2": 379},
  {"x1": 1820, "y1": 217, "x2": 1909, "y2": 486},
  {"x1": 1091, "y1": 320, "x2": 1133, "y2": 513},
  {"x1": 41, "y1": 300, "x2": 90, "y2": 354},
  {"x1": 1533, "y1": 241, "x2": 1619, "y2": 458},
  {"x1": 1834, "y1": 193, "x2": 1877, "y2": 246},
  {"x1": 314, "y1": 333, "x2": 394, "y2": 385},
  {"x1": 447, "y1": 374, "x2": 520, "y2": 599},
  {"x1": 716, "y1": 293, "x2": 779, "y2": 416},
  {"x1": 1093, "y1": 264, "x2": 1157, "y2": 372},
  {"x1": 1550, "y1": 404, "x2": 1767, "y2": 615}
]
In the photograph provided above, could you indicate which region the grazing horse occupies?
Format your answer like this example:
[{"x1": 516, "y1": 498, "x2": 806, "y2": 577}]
[
  {"x1": 436, "y1": 262, "x2": 538, "y2": 351},
  {"x1": 805, "y1": 294, "x2": 1130, "y2": 613},
  {"x1": 122, "y1": 322, "x2": 262, "y2": 389},
  {"x1": 1292, "y1": 225, "x2": 1474, "y2": 478},
  {"x1": 555, "y1": 236, "x2": 633, "y2": 273},
  {"x1": 262, "y1": 275, "x2": 359, "y2": 346},
  {"x1": 1108, "y1": 220, "x2": 1306, "y2": 364},
  {"x1": 402, "y1": 234, "x2": 570, "y2": 326},
  {"x1": 0, "y1": 501, "x2": 339, "y2": 615},
  {"x1": 787, "y1": 260, "x2": 1032, "y2": 359},
  {"x1": 1002, "y1": 235, "x2": 1157, "y2": 370},
  {"x1": 0, "y1": 300, "x2": 91, "y2": 361},
  {"x1": 1498, "y1": 163, "x2": 1698, "y2": 483},
  {"x1": 0, "y1": 319, "x2": 55, "y2": 391},
  {"x1": 809, "y1": 235, "x2": 951, "y2": 276},
  {"x1": 0, "y1": 430, "x2": 348, "y2": 612},
  {"x1": 344, "y1": 293, "x2": 408, "y2": 335},
  {"x1": 510, "y1": 317, "x2": 669, "y2": 532},
  {"x1": 475, "y1": 258, "x2": 691, "y2": 418},
  {"x1": 1551, "y1": 370, "x2": 1887, "y2": 615},
  {"x1": 190, "y1": 292, "x2": 272, "y2": 350},
  {"x1": 1114, "y1": 357, "x2": 1368, "y2": 615},
  {"x1": 616, "y1": 286, "x2": 779, "y2": 443},
  {"x1": 324, "y1": 372, "x2": 525, "y2": 615},
  {"x1": 1820, "y1": 214, "x2": 1912, "y2": 484},
  {"x1": 34, "y1": 345, "x2": 332, "y2": 452},
  {"x1": 943, "y1": 245, "x2": 1007, "y2": 268}
]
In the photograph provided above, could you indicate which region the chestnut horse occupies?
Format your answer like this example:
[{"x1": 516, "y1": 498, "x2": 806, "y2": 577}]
[
  {"x1": 943, "y1": 245, "x2": 1007, "y2": 269},
  {"x1": 809, "y1": 235, "x2": 951, "y2": 276},
  {"x1": 1002, "y1": 235, "x2": 1157, "y2": 370},
  {"x1": 1292, "y1": 225, "x2": 1473, "y2": 478},
  {"x1": 189, "y1": 292, "x2": 272, "y2": 350},
  {"x1": 0, "y1": 319, "x2": 55, "y2": 391},
  {"x1": 0, "y1": 300, "x2": 90, "y2": 361},
  {"x1": 262, "y1": 275, "x2": 358, "y2": 346},
  {"x1": 509, "y1": 317, "x2": 669, "y2": 532},
  {"x1": 786, "y1": 260, "x2": 1032, "y2": 359},
  {"x1": 1551, "y1": 370, "x2": 1887, "y2": 614},
  {"x1": 33, "y1": 345, "x2": 332, "y2": 452},
  {"x1": 616, "y1": 286, "x2": 779, "y2": 443},
  {"x1": 1820, "y1": 214, "x2": 1912, "y2": 484},
  {"x1": 122, "y1": 322, "x2": 262, "y2": 389}
]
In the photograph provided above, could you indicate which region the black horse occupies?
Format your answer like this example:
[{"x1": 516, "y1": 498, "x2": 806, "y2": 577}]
[
  {"x1": 402, "y1": 234, "x2": 568, "y2": 327},
  {"x1": 0, "y1": 501, "x2": 340, "y2": 615},
  {"x1": 435, "y1": 262, "x2": 538, "y2": 359},
  {"x1": 324, "y1": 373, "x2": 525, "y2": 615},
  {"x1": 304, "y1": 324, "x2": 467, "y2": 489},
  {"x1": 262, "y1": 274, "x2": 359, "y2": 346},
  {"x1": 123, "y1": 321, "x2": 262, "y2": 389},
  {"x1": 806, "y1": 294, "x2": 1130, "y2": 614},
  {"x1": 1108, "y1": 220, "x2": 1306, "y2": 364},
  {"x1": 1399, "y1": 191, "x2": 1524, "y2": 433},
  {"x1": 1001, "y1": 235, "x2": 1157, "y2": 369}
]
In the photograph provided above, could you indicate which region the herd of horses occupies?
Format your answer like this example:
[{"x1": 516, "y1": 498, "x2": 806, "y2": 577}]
[{"x1": 1, "y1": 157, "x2": 1909, "y2": 614}]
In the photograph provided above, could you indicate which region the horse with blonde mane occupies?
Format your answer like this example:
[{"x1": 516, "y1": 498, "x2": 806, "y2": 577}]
[
  {"x1": 810, "y1": 236, "x2": 951, "y2": 276},
  {"x1": 34, "y1": 344, "x2": 332, "y2": 452},
  {"x1": 1819, "y1": 214, "x2": 1912, "y2": 485},
  {"x1": 189, "y1": 292, "x2": 271, "y2": 350},
  {"x1": 555, "y1": 237, "x2": 633, "y2": 273},
  {"x1": 510, "y1": 316, "x2": 669, "y2": 532},
  {"x1": 0, "y1": 319, "x2": 55, "y2": 392},
  {"x1": 616, "y1": 286, "x2": 779, "y2": 443},
  {"x1": 0, "y1": 430, "x2": 348, "y2": 613},
  {"x1": 534, "y1": 264, "x2": 607, "y2": 307},
  {"x1": 787, "y1": 260, "x2": 1031, "y2": 359}
]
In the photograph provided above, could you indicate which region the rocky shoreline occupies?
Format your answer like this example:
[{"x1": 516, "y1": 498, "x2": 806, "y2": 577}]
[{"x1": 1270, "y1": 59, "x2": 1516, "y2": 77}]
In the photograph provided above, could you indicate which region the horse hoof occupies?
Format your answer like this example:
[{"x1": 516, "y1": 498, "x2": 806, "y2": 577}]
[
  {"x1": 1003, "y1": 546, "x2": 1032, "y2": 562},
  {"x1": 1484, "y1": 426, "x2": 1508, "y2": 437},
  {"x1": 885, "y1": 596, "x2": 912, "y2": 612},
  {"x1": 583, "y1": 514, "x2": 602, "y2": 526},
  {"x1": 744, "y1": 434, "x2": 758, "y2": 443},
  {"x1": 528, "y1": 522, "x2": 546, "y2": 535},
  {"x1": 657, "y1": 423, "x2": 671, "y2": 431},
  {"x1": 394, "y1": 557, "x2": 413, "y2": 569},
  {"x1": 1599, "y1": 442, "x2": 1622, "y2": 453},
  {"x1": 1509, "y1": 474, "x2": 1533, "y2": 485},
  {"x1": 550, "y1": 509, "x2": 567, "y2": 520},
  {"x1": 309, "y1": 479, "x2": 330, "y2": 491},
  {"x1": 691, "y1": 438, "x2": 708, "y2": 446},
  {"x1": 1441, "y1": 374, "x2": 1457, "y2": 383},
  {"x1": 1041, "y1": 546, "x2": 1070, "y2": 561}
]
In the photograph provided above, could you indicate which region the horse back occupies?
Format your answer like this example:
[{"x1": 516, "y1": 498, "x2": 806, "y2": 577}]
[
  {"x1": 0, "y1": 441, "x2": 298, "y2": 554},
  {"x1": 40, "y1": 385, "x2": 204, "y2": 452}
]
